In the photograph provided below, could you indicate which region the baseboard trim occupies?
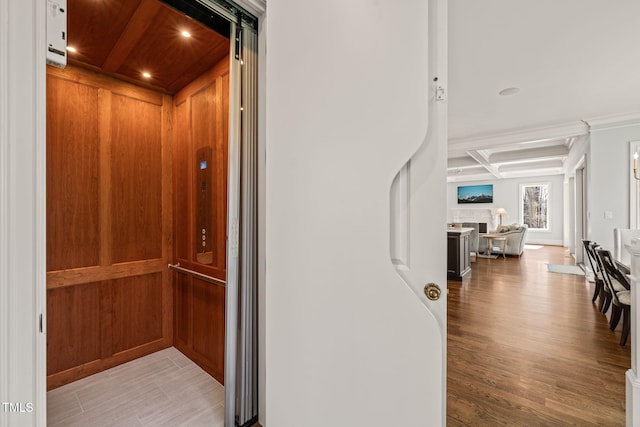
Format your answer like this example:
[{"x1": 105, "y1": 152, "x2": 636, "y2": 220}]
[
  {"x1": 627, "y1": 369, "x2": 640, "y2": 426},
  {"x1": 47, "y1": 339, "x2": 171, "y2": 390},
  {"x1": 526, "y1": 239, "x2": 563, "y2": 246}
]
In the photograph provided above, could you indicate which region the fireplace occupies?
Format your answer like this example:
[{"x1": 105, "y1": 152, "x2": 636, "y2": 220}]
[{"x1": 451, "y1": 208, "x2": 497, "y2": 231}]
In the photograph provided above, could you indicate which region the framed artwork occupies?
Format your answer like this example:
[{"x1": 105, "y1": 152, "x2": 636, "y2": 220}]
[{"x1": 457, "y1": 184, "x2": 493, "y2": 204}]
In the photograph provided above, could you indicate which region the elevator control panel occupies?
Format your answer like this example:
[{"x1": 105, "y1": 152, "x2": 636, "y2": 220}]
[{"x1": 196, "y1": 147, "x2": 213, "y2": 263}]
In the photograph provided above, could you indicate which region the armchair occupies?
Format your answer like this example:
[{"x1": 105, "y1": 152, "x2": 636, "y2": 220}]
[{"x1": 479, "y1": 224, "x2": 528, "y2": 256}]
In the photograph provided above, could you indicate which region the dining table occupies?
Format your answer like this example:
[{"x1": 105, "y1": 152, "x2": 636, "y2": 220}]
[{"x1": 613, "y1": 247, "x2": 631, "y2": 276}]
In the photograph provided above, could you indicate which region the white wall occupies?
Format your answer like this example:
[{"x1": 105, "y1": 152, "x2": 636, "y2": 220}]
[
  {"x1": 563, "y1": 166, "x2": 588, "y2": 264},
  {"x1": 588, "y1": 122, "x2": 640, "y2": 249},
  {"x1": 447, "y1": 175, "x2": 565, "y2": 245}
]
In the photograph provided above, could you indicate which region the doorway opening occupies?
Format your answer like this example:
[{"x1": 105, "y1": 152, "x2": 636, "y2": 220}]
[{"x1": 45, "y1": 1, "x2": 257, "y2": 425}]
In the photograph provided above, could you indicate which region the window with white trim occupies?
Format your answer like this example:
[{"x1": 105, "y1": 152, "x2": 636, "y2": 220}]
[{"x1": 520, "y1": 183, "x2": 549, "y2": 231}]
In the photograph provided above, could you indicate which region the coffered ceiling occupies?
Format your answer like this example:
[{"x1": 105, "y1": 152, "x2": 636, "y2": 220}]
[
  {"x1": 447, "y1": 0, "x2": 640, "y2": 182},
  {"x1": 448, "y1": 135, "x2": 578, "y2": 182}
]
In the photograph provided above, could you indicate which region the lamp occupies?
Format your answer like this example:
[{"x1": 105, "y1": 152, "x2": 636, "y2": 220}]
[
  {"x1": 634, "y1": 152, "x2": 640, "y2": 180},
  {"x1": 496, "y1": 208, "x2": 507, "y2": 225}
]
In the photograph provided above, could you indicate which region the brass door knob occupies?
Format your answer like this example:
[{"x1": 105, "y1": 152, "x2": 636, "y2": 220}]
[{"x1": 424, "y1": 283, "x2": 441, "y2": 301}]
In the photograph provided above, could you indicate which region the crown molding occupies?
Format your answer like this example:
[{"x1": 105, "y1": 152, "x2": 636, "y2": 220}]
[
  {"x1": 448, "y1": 121, "x2": 589, "y2": 157},
  {"x1": 488, "y1": 145, "x2": 569, "y2": 165},
  {"x1": 584, "y1": 112, "x2": 640, "y2": 131},
  {"x1": 447, "y1": 175, "x2": 492, "y2": 183}
]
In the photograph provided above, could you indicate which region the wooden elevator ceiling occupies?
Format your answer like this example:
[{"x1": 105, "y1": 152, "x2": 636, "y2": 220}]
[{"x1": 67, "y1": 0, "x2": 230, "y2": 94}]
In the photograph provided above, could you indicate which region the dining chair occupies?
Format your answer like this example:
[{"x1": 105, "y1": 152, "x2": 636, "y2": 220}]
[
  {"x1": 582, "y1": 240, "x2": 604, "y2": 304},
  {"x1": 596, "y1": 248, "x2": 631, "y2": 346},
  {"x1": 591, "y1": 243, "x2": 624, "y2": 314}
]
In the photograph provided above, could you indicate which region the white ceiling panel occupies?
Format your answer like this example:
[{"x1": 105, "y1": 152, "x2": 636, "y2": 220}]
[{"x1": 447, "y1": 0, "x2": 640, "y2": 182}]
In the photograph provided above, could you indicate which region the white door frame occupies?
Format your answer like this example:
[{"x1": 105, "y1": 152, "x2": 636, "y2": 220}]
[
  {"x1": 0, "y1": 1, "x2": 266, "y2": 426},
  {"x1": 0, "y1": 0, "x2": 47, "y2": 426},
  {"x1": 629, "y1": 141, "x2": 640, "y2": 229},
  {"x1": 574, "y1": 167, "x2": 585, "y2": 264},
  {"x1": 567, "y1": 176, "x2": 576, "y2": 257}
]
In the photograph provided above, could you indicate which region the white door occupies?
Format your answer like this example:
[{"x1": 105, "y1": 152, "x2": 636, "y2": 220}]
[{"x1": 264, "y1": 0, "x2": 448, "y2": 425}]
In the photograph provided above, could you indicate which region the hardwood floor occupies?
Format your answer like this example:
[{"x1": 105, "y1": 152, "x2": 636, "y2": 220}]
[{"x1": 447, "y1": 245, "x2": 630, "y2": 426}]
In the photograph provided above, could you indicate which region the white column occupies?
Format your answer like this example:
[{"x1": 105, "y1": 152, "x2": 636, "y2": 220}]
[{"x1": 626, "y1": 238, "x2": 640, "y2": 426}]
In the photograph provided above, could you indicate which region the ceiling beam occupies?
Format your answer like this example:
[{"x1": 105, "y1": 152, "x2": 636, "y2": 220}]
[
  {"x1": 448, "y1": 121, "x2": 589, "y2": 158},
  {"x1": 488, "y1": 145, "x2": 569, "y2": 164},
  {"x1": 101, "y1": 0, "x2": 162, "y2": 73},
  {"x1": 447, "y1": 156, "x2": 479, "y2": 169},
  {"x1": 447, "y1": 171, "x2": 494, "y2": 183},
  {"x1": 466, "y1": 150, "x2": 502, "y2": 179},
  {"x1": 498, "y1": 159, "x2": 564, "y2": 172}
]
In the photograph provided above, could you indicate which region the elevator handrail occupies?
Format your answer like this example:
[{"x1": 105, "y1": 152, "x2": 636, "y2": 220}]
[{"x1": 168, "y1": 262, "x2": 226, "y2": 287}]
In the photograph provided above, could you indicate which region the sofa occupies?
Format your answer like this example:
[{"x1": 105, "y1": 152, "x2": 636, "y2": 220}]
[{"x1": 479, "y1": 223, "x2": 529, "y2": 256}]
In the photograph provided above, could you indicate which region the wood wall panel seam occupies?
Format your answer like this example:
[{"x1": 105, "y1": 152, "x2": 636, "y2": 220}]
[
  {"x1": 100, "y1": 280, "x2": 114, "y2": 360},
  {"x1": 98, "y1": 88, "x2": 113, "y2": 267},
  {"x1": 172, "y1": 100, "x2": 189, "y2": 260},
  {"x1": 161, "y1": 93, "x2": 175, "y2": 342},
  {"x1": 47, "y1": 259, "x2": 166, "y2": 289},
  {"x1": 161, "y1": 94, "x2": 174, "y2": 262},
  {"x1": 186, "y1": 97, "x2": 194, "y2": 262}
]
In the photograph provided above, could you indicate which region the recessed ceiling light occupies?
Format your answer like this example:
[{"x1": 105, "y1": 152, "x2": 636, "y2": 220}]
[
  {"x1": 499, "y1": 87, "x2": 520, "y2": 96},
  {"x1": 181, "y1": 30, "x2": 191, "y2": 38},
  {"x1": 66, "y1": 46, "x2": 77, "y2": 53},
  {"x1": 142, "y1": 72, "x2": 151, "y2": 79}
]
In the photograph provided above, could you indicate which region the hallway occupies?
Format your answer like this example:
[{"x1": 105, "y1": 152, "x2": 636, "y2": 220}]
[{"x1": 447, "y1": 245, "x2": 630, "y2": 425}]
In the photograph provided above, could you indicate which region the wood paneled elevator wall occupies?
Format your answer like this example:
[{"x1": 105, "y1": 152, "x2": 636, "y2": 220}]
[
  {"x1": 46, "y1": 64, "x2": 174, "y2": 389},
  {"x1": 46, "y1": 54, "x2": 229, "y2": 388},
  {"x1": 173, "y1": 58, "x2": 230, "y2": 384}
]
